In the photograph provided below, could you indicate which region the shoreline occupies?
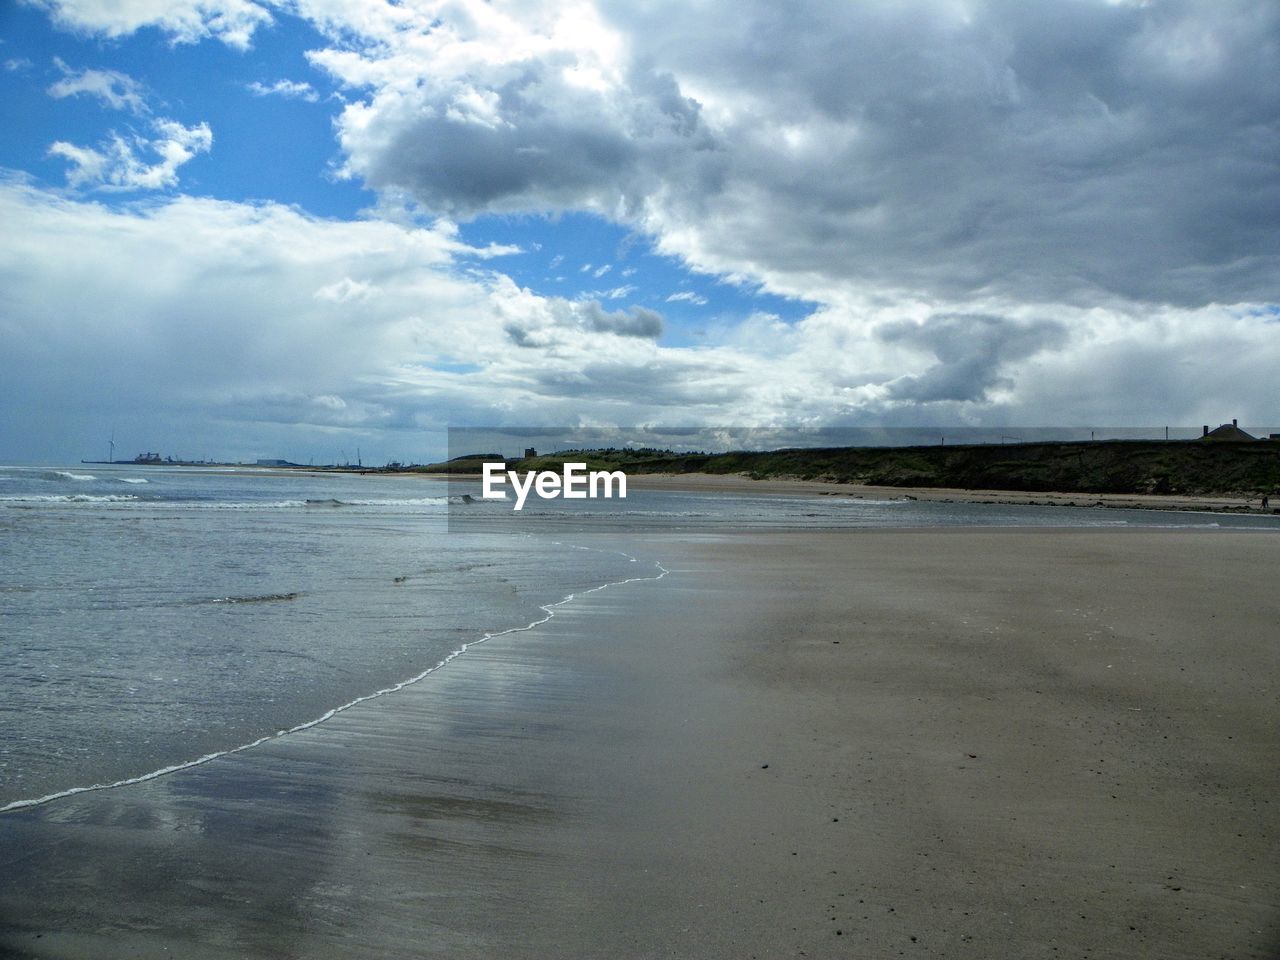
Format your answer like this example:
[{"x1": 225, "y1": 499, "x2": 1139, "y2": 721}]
[
  {"x1": 2, "y1": 528, "x2": 1277, "y2": 958},
  {"x1": 0, "y1": 547, "x2": 670, "y2": 816},
  {"x1": 396, "y1": 468, "x2": 1276, "y2": 514},
  {"x1": 623, "y1": 472, "x2": 1279, "y2": 513},
  {"x1": 28, "y1": 462, "x2": 1276, "y2": 514}
]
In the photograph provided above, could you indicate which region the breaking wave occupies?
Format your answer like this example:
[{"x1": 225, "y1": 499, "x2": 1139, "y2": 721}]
[
  {"x1": 0, "y1": 494, "x2": 140, "y2": 503},
  {"x1": 209, "y1": 592, "x2": 301, "y2": 604}
]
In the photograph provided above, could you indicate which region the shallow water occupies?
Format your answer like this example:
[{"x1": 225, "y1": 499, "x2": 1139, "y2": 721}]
[{"x1": 0, "y1": 465, "x2": 645, "y2": 808}]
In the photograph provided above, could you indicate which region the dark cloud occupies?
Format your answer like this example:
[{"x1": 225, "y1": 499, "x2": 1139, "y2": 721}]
[
  {"x1": 504, "y1": 298, "x2": 664, "y2": 346},
  {"x1": 878, "y1": 314, "x2": 1068, "y2": 403},
  {"x1": 605, "y1": 0, "x2": 1280, "y2": 306},
  {"x1": 346, "y1": 58, "x2": 716, "y2": 219},
  {"x1": 579, "y1": 301, "x2": 664, "y2": 338}
]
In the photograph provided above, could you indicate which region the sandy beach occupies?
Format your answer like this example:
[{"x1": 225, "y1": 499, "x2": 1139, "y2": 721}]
[
  {"x1": 625, "y1": 471, "x2": 1277, "y2": 514},
  {"x1": 1, "y1": 528, "x2": 1277, "y2": 958}
]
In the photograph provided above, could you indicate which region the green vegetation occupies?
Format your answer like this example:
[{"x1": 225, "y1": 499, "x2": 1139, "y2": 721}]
[{"x1": 453, "y1": 440, "x2": 1280, "y2": 496}]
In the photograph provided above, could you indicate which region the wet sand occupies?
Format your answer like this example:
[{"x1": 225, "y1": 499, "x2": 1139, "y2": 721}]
[{"x1": 1, "y1": 529, "x2": 1277, "y2": 958}]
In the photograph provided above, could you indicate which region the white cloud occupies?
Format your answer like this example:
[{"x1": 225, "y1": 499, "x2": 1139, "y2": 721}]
[
  {"x1": 247, "y1": 79, "x2": 320, "y2": 103},
  {"x1": 297, "y1": 0, "x2": 1279, "y2": 315},
  {"x1": 9, "y1": 0, "x2": 1280, "y2": 456},
  {"x1": 592, "y1": 264, "x2": 611, "y2": 278},
  {"x1": 4, "y1": 178, "x2": 1279, "y2": 463},
  {"x1": 48, "y1": 59, "x2": 149, "y2": 114},
  {"x1": 29, "y1": 0, "x2": 272, "y2": 49},
  {"x1": 48, "y1": 118, "x2": 213, "y2": 191},
  {"x1": 594, "y1": 284, "x2": 637, "y2": 300}
]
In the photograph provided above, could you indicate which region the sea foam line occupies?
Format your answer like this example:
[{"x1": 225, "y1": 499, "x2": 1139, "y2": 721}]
[{"x1": 0, "y1": 544, "x2": 669, "y2": 815}]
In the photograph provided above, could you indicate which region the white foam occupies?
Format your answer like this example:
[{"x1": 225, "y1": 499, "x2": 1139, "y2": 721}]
[
  {"x1": 0, "y1": 543, "x2": 669, "y2": 815},
  {"x1": 342, "y1": 497, "x2": 452, "y2": 506},
  {"x1": 0, "y1": 494, "x2": 139, "y2": 503},
  {"x1": 827, "y1": 497, "x2": 912, "y2": 506},
  {"x1": 55, "y1": 471, "x2": 96, "y2": 481},
  {"x1": 117, "y1": 477, "x2": 149, "y2": 484}
]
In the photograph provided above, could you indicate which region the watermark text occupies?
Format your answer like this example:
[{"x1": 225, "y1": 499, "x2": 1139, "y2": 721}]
[{"x1": 482, "y1": 462, "x2": 627, "y2": 510}]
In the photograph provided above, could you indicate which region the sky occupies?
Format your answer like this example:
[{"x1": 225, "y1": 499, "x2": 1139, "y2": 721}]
[{"x1": 0, "y1": 0, "x2": 1276, "y2": 464}]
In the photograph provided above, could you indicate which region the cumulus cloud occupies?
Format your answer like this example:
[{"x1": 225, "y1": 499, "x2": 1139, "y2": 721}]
[
  {"x1": 0, "y1": 181, "x2": 495, "y2": 456},
  {"x1": 308, "y1": 0, "x2": 714, "y2": 219},
  {"x1": 9, "y1": 0, "x2": 1280, "y2": 459},
  {"x1": 3, "y1": 177, "x2": 1279, "y2": 463},
  {"x1": 48, "y1": 59, "x2": 149, "y2": 114},
  {"x1": 247, "y1": 79, "x2": 320, "y2": 102},
  {"x1": 49, "y1": 118, "x2": 212, "y2": 191},
  {"x1": 303, "y1": 0, "x2": 1279, "y2": 312},
  {"x1": 28, "y1": 0, "x2": 272, "y2": 49},
  {"x1": 624, "y1": 0, "x2": 1280, "y2": 309}
]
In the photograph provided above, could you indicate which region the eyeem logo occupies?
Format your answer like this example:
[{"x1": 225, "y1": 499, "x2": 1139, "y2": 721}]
[{"x1": 482, "y1": 462, "x2": 628, "y2": 511}]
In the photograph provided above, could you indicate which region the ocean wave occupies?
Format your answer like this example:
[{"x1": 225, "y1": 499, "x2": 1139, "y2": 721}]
[
  {"x1": 0, "y1": 545, "x2": 670, "y2": 816},
  {"x1": 47, "y1": 471, "x2": 96, "y2": 481},
  {"x1": 343, "y1": 496, "x2": 457, "y2": 506},
  {"x1": 0, "y1": 494, "x2": 140, "y2": 503},
  {"x1": 3, "y1": 493, "x2": 495, "y2": 510},
  {"x1": 209, "y1": 592, "x2": 300, "y2": 604},
  {"x1": 117, "y1": 477, "x2": 149, "y2": 484},
  {"x1": 303, "y1": 496, "x2": 456, "y2": 507},
  {"x1": 66, "y1": 497, "x2": 454, "y2": 510},
  {"x1": 827, "y1": 497, "x2": 913, "y2": 506}
]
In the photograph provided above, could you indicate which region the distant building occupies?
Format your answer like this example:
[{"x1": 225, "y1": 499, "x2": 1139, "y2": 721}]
[
  {"x1": 524, "y1": 447, "x2": 538, "y2": 458},
  {"x1": 1200, "y1": 420, "x2": 1257, "y2": 441}
]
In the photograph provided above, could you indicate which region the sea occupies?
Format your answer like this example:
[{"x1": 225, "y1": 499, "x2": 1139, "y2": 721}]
[{"x1": 2, "y1": 463, "x2": 1276, "y2": 812}]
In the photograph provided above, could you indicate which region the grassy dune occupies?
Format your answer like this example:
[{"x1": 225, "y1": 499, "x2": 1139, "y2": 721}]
[{"x1": 428, "y1": 440, "x2": 1280, "y2": 497}]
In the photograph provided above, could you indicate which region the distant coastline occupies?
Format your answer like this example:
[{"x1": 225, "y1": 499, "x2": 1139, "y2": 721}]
[
  {"x1": 80, "y1": 437, "x2": 1280, "y2": 514},
  {"x1": 414, "y1": 438, "x2": 1280, "y2": 512}
]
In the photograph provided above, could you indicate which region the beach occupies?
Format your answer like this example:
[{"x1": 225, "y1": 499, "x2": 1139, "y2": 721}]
[
  {"x1": 1, "y1": 527, "x2": 1277, "y2": 958},
  {"x1": 624, "y1": 472, "x2": 1277, "y2": 515}
]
